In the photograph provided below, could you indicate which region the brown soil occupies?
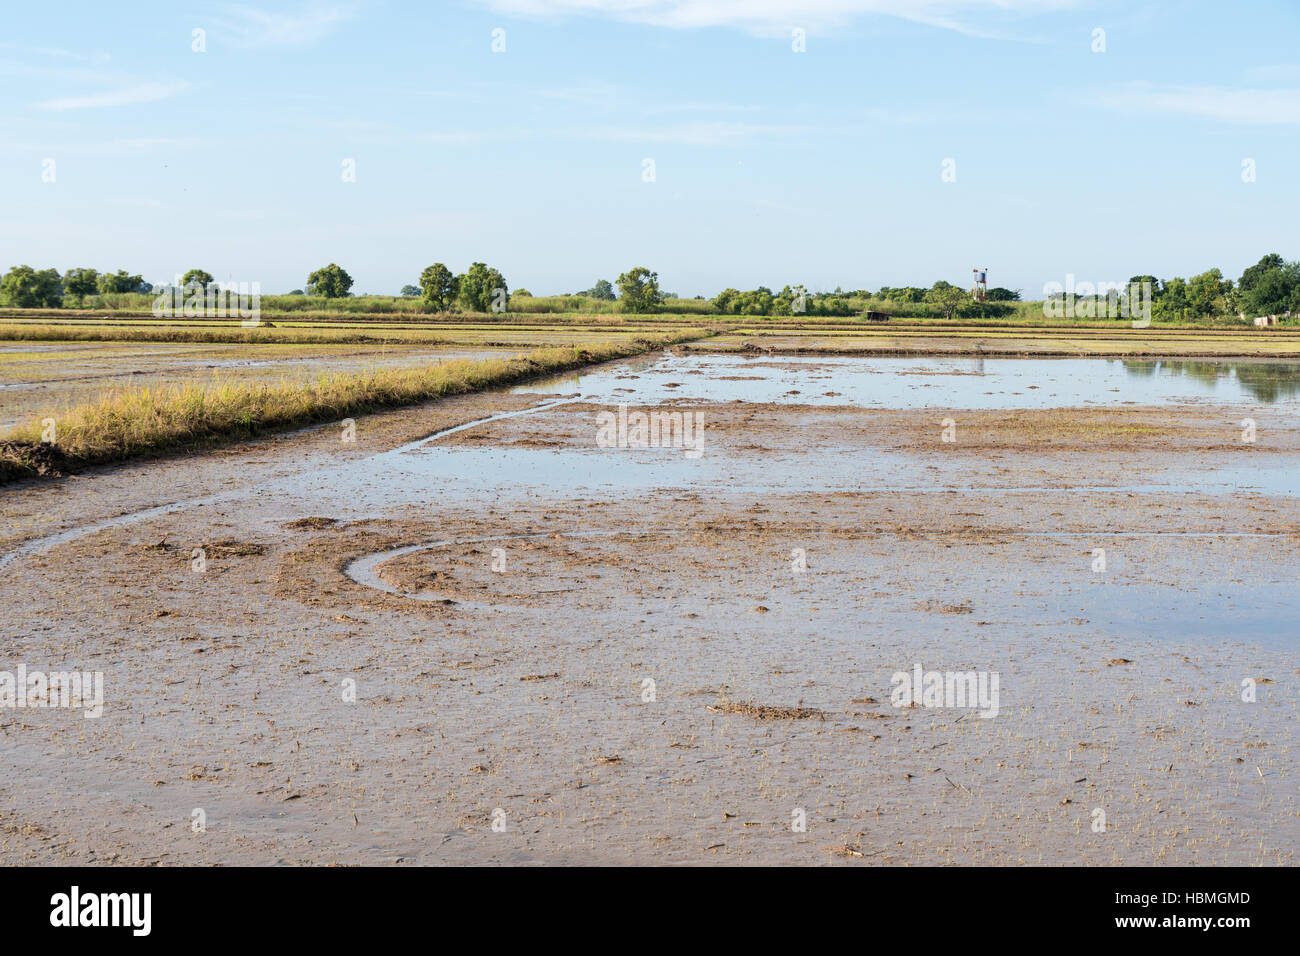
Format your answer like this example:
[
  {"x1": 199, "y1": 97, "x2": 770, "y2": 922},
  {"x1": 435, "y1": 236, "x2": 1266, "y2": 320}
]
[
  {"x1": 0, "y1": 359, "x2": 1295, "y2": 866},
  {"x1": 0, "y1": 440, "x2": 76, "y2": 479}
]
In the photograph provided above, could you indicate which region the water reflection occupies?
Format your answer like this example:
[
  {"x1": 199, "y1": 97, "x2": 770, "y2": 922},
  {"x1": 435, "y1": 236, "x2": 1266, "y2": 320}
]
[{"x1": 1122, "y1": 360, "x2": 1300, "y2": 404}]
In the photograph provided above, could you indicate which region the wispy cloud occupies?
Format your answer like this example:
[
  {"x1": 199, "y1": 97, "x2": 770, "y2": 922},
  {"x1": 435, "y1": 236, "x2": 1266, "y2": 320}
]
[
  {"x1": 341, "y1": 125, "x2": 534, "y2": 146},
  {"x1": 0, "y1": 57, "x2": 121, "y2": 85},
  {"x1": 3, "y1": 137, "x2": 203, "y2": 154},
  {"x1": 479, "y1": 0, "x2": 1073, "y2": 37},
  {"x1": 0, "y1": 42, "x2": 110, "y2": 64},
  {"x1": 35, "y1": 82, "x2": 191, "y2": 111},
  {"x1": 342, "y1": 120, "x2": 803, "y2": 148},
  {"x1": 579, "y1": 121, "x2": 809, "y2": 146},
  {"x1": 647, "y1": 102, "x2": 761, "y2": 115},
  {"x1": 108, "y1": 197, "x2": 165, "y2": 208},
  {"x1": 208, "y1": 2, "x2": 356, "y2": 48},
  {"x1": 1097, "y1": 83, "x2": 1300, "y2": 126},
  {"x1": 413, "y1": 129, "x2": 533, "y2": 145},
  {"x1": 538, "y1": 82, "x2": 620, "y2": 109},
  {"x1": 4, "y1": 43, "x2": 187, "y2": 111}
]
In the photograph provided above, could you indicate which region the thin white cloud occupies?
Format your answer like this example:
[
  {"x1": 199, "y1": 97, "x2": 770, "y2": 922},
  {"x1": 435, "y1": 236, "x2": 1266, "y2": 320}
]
[
  {"x1": 3, "y1": 137, "x2": 202, "y2": 153},
  {"x1": 1097, "y1": 83, "x2": 1300, "y2": 125},
  {"x1": 413, "y1": 129, "x2": 533, "y2": 145},
  {"x1": 647, "y1": 101, "x2": 761, "y2": 114},
  {"x1": 209, "y1": 2, "x2": 356, "y2": 48},
  {"x1": 35, "y1": 82, "x2": 191, "y2": 111},
  {"x1": 580, "y1": 120, "x2": 808, "y2": 146},
  {"x1": 0, "y1": 42, "x2": 110, "y2": 64},
  {"x1": 479, "y1": 0, "x2": 1072, "y2": 37},
  {"x1": 538, "y1": 82, "x2": 620, "y2": 109},
  {"x1": 0, "y1": 58, "x2": 121, "y2": 85},
  {"x1": 354, "y1": 121, "x2": 802, "y2": 148}
]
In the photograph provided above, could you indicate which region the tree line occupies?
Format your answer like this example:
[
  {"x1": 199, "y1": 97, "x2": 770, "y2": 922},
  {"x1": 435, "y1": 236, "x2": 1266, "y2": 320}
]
[
  {"x1": 1122, "y1": 255, "x2": 1299, "y2": 320},
  {"x1": 3, "y1": 254, "x2": 1296, "y2": 320},
  {"x1": 0, "y1": 265, "x2": 151, "y2": 308}
]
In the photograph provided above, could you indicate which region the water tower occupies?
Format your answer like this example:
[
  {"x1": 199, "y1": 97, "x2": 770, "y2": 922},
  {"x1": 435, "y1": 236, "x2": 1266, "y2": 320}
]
[{"x1": 972, "y1": 268, "x2": 988, "y2": 302}]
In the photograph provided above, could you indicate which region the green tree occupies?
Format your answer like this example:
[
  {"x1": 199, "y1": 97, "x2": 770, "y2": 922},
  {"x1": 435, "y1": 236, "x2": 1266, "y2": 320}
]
[
  {"x1": 419, "y1": 263, "x2": 459, "y2": 312},
  {"x1": 986, "y1": 287, "x2": 1021, "y2": 301},
  {"x1": 926, "y1": 280, "x2": 967, "y2": 320},
  {"x1": 399, "y1": 284, "x2": 420, "y2": 297},
  {"x1": 881, "y1": 286, "x2": 926, "y2": 303},
  {"x1": 817, "y1": 295, "x2": 853, "y2": 316},
  {"x1": 64, "y1": 267, "x2": 100, "y2": 306},
  {"x1": 485, "y1": 267, "x2": 508, "y2": 312},
  {"x1": 97, "y1": 270, "x2": 145, "y2": 294},
  {"x1": 734, "y1": 287, "x2": 774, "y2": 316},
  {"x1": 1238, "y1": 254, "x2": 1299, "y2": 317},
  {"x1": 0, "y1": 265, "x2": 63, "y2": 308},
  {"x1": 1157, "y1": 277, "x2": 1188, "y2": 321},
  {"x1": 956, "y1": 300, "x2": 1014, "y2": 319},
  {"x1": 772, "y1": 285, "x2": 797, "y2": 316},
  {"x1": 1243, "y1": 263, "x2": 1299, "y2": 317},
  {"x1": 588, "y1": 278, "x2": 615, "y2": 300},
  {"x1": 712, "y1": 288, "x2": 740, "y2": 314},
  {"x1": 1187, "y1": 268, "x2": 1230, "y2": 317},
  {"x1": 616, "y1": 267, "x2": 664, "y2": 313},
  {"x1": 182, "y1": 268, "x2": 214, "y2": 291},
  {"x1": 457, "y1": 262, "x2": 508, "y2": 312},
  {"x1": 307, "y1": 263, "x2": 354, "y2": 299},
  {"x1": 1238, "y1": 254, "x2": 1285, "y2": 294},
  {"x1": 1126, "y1": 275, "x2": 1161, "y2": 314}
]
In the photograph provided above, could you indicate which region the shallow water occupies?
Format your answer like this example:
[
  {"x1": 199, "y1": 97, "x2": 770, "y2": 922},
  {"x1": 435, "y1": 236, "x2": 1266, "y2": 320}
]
[
  {"x1": 516, "y1": 354, "x2": 1300, "y2": 409},
  {"x1": 340, "y1": 529, "x2": 1300, "y2": 650},
  {"x1": 4, "y1": 352, "x2": 1295, "y2": 867},
  {"x1": 181, "y1": 353, "x2": 1300, "y2": 510},
  {"x1": 355, "y1": 446, "x2": 1297, "y2": 498},
  {"x1": 3, "y1": 353, "x2": 1297, "y2": 577}
]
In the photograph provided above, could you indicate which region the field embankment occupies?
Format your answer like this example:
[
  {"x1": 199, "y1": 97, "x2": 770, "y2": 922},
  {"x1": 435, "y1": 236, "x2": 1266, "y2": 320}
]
[
  {"x1": 0, "y1": 323, "x2": 447, "y2": 347},
  {"x1": 0, "y1": 331, "x2": 706, "y2": 483}
]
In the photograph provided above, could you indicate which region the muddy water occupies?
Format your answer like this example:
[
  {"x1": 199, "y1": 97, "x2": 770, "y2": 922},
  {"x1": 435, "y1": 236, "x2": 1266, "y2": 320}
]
[
  {"x1": 1, "y1": 350, "x2": 1296, "y2": 865},
  {"x1": 5, "y1": 354, "x2": 1300, "y2": 566},
  {"x1": 517, "y1": 353, "x2": 1300, "y2": 408}
]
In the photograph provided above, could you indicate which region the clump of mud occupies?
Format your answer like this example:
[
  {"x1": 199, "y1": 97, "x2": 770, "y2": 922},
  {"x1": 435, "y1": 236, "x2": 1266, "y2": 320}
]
[
  {"x1": 914, "y1": 599, "x2": 974, "y2": 614},
  {"x1": 137, "y1": 537, "x2": 266, "y2": 558},
  {"x1": 0, "y1": 441, "x2": 76, "y2": 481},
  {"x1": 284, "y1": 517, "x2": 341, "y2": 530},
  {"x1": 707, "y1": 699, "x2": 826, "y2": 721},
  {"x1": 200, "y1": 540, "x2": 267, "y2": 558}
]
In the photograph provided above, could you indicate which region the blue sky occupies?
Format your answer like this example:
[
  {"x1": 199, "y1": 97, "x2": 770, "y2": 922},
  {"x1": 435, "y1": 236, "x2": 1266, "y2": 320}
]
[{"x1": 2, "y1": 0, "x2": 1298, "y2": 297}]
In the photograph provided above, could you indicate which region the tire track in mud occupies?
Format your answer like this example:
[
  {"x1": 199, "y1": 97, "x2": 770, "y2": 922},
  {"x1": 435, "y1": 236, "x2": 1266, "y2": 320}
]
[
  {"x1": 0, "y1": 397, "x2": 580, "y2": 575},
  {"x1": 345, "y1": 530, "x2": 637, "y2": 606},
  {"x1": 344, "y1": 528, "x2": 1298, "y2": 605}
]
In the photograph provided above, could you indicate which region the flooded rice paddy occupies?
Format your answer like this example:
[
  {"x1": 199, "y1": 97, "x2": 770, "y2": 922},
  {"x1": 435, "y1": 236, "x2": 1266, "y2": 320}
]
[
  {"x1": 521, "y1": 353, "x2": 1300, "y2": 408},
  {"x1": 1, "y1": 350, "x2": 1295, "y2": 865}
]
